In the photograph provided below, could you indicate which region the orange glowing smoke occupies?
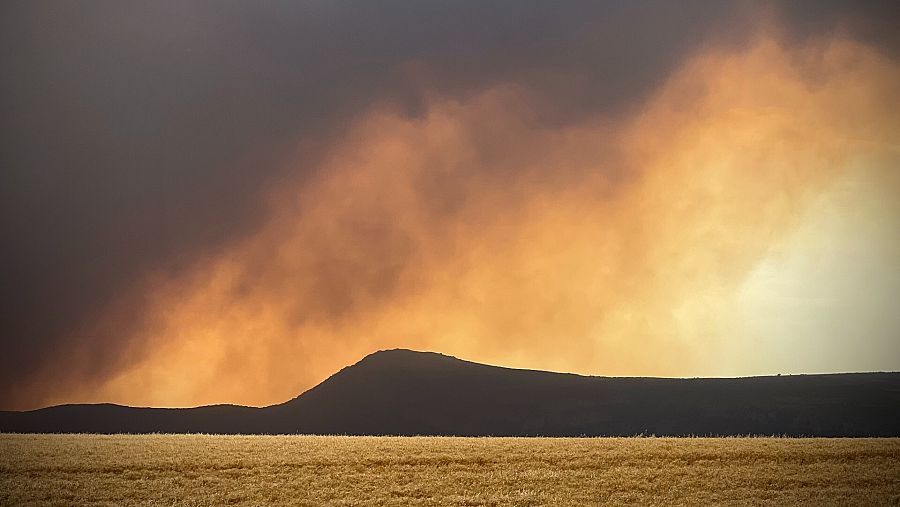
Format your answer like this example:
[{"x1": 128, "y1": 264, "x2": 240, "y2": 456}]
[{"x1": 27, "y1": 32, "x2": 900, "y2": 409}]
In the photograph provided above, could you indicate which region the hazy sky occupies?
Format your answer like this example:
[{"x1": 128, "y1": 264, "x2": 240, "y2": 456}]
[{"x1": 1, "y1": 1, "x2": 898, "y2": 409}]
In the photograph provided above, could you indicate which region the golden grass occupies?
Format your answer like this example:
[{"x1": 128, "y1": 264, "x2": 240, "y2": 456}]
[{"x1": 1, "y1": 435, "x2": 898, "y2": 506}]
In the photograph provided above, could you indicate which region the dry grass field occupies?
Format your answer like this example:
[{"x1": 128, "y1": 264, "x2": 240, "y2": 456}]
[{"x1": 1, "y1": 435, "x2": 898, "y2": 506}]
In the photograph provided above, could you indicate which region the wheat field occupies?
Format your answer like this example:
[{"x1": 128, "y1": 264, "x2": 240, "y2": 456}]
[{"x1": 1, "y1": 434, "x2": 898, "y2": 506}]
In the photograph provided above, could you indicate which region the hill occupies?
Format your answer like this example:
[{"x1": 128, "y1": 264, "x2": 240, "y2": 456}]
[{"x1": 2, "y1": 349, "x2": 898, "y2": 436}]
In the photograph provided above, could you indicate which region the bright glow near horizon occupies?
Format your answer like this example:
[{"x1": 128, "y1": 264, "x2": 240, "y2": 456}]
[{"x1": 734, "y1": 161, "x2": 900, "y2": 376}]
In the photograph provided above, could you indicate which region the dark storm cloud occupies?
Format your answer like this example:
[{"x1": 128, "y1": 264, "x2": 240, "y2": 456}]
[{"x1": 0, "y1": 0, "x2": 895, "y2": 407}]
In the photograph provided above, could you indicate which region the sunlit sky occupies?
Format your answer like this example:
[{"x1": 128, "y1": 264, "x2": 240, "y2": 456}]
[{"x1": 735, "y1": 161, "x2": 899, "y2": 375}]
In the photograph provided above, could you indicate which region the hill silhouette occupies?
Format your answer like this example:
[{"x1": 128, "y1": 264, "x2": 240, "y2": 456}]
[{"x1": 2, "y1": 349, "x2": 898, "y2": 436}]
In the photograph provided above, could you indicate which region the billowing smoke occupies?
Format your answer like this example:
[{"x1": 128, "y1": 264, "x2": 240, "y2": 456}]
[{"x1": 2, "y1": 1, "x2": 898, "y2": 409}]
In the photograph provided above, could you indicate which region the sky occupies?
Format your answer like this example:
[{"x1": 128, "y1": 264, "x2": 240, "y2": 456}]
[{"x1": 1, "y1": 1, "x2": 898, "y2": 410}]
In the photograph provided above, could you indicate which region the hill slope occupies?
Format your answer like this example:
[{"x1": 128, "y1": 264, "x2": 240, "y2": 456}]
[{"x1": 2, "y1": 349, "x2": 899, "y2": 436}]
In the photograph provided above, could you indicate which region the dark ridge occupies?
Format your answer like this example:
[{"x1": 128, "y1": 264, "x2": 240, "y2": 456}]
[{"x1": 2, "y1": 349, "x2": 899, "y2": 436}]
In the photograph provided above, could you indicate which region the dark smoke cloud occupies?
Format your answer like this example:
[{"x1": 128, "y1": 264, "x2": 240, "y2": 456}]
[{"x1": 0, "y1": 0, "x2": 895, "y2": 407}]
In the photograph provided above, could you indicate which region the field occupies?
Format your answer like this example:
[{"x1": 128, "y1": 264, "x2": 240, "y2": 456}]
[{"x1": 1, "y1": 435, "x2": 899, "y2": 506}]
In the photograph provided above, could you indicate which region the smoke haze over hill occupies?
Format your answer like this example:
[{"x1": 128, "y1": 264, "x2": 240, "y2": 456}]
[{"x1": 1, "y1": 1, "x2": 899, "y2": 409}]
